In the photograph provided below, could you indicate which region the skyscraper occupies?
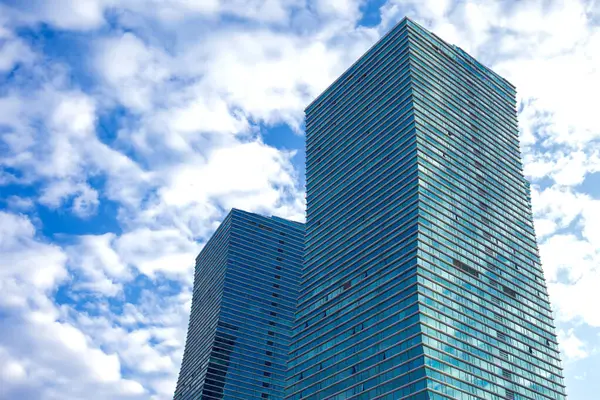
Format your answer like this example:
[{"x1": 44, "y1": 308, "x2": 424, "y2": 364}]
[
  {"x1": 286, "y1": 17, "x2": 566, "y2": 400},
  {"x1": 174, "y1": 208, "x2": 303, "y2": 400}
]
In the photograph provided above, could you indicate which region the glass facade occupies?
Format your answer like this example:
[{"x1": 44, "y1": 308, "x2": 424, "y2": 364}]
[
  {"x1": 287, "y1": 18, "x2": 566, "y2": 400},
  {"x1": 175, "y1": 208, "x2": 303, "y2": 400}
]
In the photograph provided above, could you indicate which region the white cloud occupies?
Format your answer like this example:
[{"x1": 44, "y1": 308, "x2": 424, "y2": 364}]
[
  {"x1": 524, "y1": 149, "x2": 600, "y2": 186},
  {"x1": 532, "y1": 182, "x2": 600, "y2": 330},
  {"x1": 24, "y1": 0, "x2": 304, "y2": 29},
  {"x1": 95, "y1": 32, "x2": 172, "y2": 112},
  {"x1": 531, "y1": 185, "x2": 590, "y2": 232},
  {"x1": 533, "y1": 218, "x2": 557, "y2": 240},
  {"x1": 540, "y1": 231, "x2": 600, "y2": 328},
  {"x1": 314, "y1": 0, "x2": 363, "y2": 21},
  {"x1": 0, "y1": 212, "x2": 188, "y2": 399},
  {"x1": 0, "y1": 212, "x2": 68, "y2": 309},
  {"x1": 159, "y1": 141, "x2": 296, "y2": 207},
  {"x1": 94, "y1": 26, "x2": 365, "y2": 142},
  {"x1": 0, "y1": 22, "x2": 36, "y2": 71},
  {"x1": 115, "y1": 228, "x2": 199, "y2": 278},
  {"x1": 0, "y1": 349, "x2": 27, "y2": 384},
  {"x1": 72, "y1": 185, "x2": 101, "y2": 217},
  {"x1": 40, "y1": 0, "x2": 106, "y2": 30},
  {"x1": 39, "y1": 181, "x2": 100, "y2": 216},
  {"x1": 0, "y1": 212, "x2": 149, "y2": 399},
  {"x1": 0, "y1": 312, "x2": 147, "y2": 400},
  {"x1": 581, "y1": 196, "x2": 600, "y2": 245},
  {"x1": 0, "y1": 58, "x2": 152, "y2": 214},
  {"x1": 4, "y1": 196, "x2": 35, "y2": 211},
  {"x1": 540, "y1": 233, "x2": 596, "y2": 284},
  {"x1": 72, "y1": 289, "x2": 192, "y2": 399},
  {"x1": 67, "y1": 233, "x2": 128, "y2": 296},
  {"x1": 558, "y1": 329, "x2": 590, "y2": 363}
]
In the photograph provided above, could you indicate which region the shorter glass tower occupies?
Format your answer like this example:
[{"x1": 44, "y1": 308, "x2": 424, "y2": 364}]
[{"x1": 174, "y1": 208, "x2": 303, "y2": 400}]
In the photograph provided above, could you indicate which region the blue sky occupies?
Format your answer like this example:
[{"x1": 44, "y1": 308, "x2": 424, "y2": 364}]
[{"x1": 0, "y1": 0, "x2": 598, "y2": 399}]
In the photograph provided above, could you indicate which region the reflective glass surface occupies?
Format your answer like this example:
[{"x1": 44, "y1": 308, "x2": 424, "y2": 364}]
[
  {"x1": 175, "y1": 209, "x2": 303, "y2": 400},
  {"x1": 287, "y1": 17, "x2": 566, "y2": 400}
]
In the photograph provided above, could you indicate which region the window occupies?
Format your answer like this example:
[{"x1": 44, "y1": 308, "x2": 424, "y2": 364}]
[
  {"x1": 453, "y1": 259, "x2": 479, "y2": 278},
  {"x1": 503, "y1": 285, "x2": 517, "y2": 298},
  {"x1": 258, "y1": 224, "x2": 272, "y2": 232},
  {"x1": 502, "y1": 369, "x2": 512, "y2": 380}
]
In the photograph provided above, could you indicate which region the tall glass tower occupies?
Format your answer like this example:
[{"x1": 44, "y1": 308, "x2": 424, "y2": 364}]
[
  {"x1": 286, "y1": 18, "x2": 566, "y2": 400},
  {"x1": 174, "y1": 208, "x2": 303, "y2": 400}
]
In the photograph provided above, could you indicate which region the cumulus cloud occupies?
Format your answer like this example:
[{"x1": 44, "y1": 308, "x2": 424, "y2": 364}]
[
  {"x1": 0, "y1": 21, "x2": 36, "y2": 71},
  {"x1": 0, "y1": 212, "x2": 68, "y2": 309},
  {"x1": 0, "y1": 212, "x2": 149, "y2": 399},
  {"x1": 558, "y1": 329, "x2": 590, "y2": 363}
]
